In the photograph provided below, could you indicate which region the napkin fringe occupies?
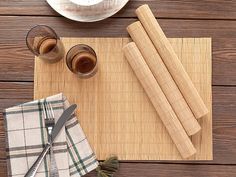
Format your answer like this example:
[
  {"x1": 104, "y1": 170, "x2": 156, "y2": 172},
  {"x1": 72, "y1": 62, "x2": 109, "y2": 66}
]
[{"x1": 96, "y1": 156, "x2": 119, "y2": 177}]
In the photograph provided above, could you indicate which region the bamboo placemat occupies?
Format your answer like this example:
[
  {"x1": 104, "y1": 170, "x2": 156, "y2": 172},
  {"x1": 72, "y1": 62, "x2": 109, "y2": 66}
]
[{"x1": 34, "y1": 37, "x2": 212, "y2": 160}]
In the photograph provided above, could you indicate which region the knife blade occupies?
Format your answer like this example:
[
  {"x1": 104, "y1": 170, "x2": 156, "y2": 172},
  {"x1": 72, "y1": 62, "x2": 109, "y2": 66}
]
[
  {"x1": 25, "y1": 104, "x2": 77, "y2": 177},
  {"x1": 51, "y1": 104, "x2": 77, "y2": 142}
]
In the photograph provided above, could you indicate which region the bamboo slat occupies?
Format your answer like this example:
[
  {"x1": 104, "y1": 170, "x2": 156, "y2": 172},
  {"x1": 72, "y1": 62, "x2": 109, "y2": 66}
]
[{"x1": 34, "y1": 37, "x2": 212, "y2": 160}]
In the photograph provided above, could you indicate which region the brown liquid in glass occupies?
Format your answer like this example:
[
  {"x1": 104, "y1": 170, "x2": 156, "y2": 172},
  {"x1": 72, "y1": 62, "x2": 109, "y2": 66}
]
[
  {"x1": 72, "y1": 53, "x2": 96, "y2": 74},
  {"x1": 39, "y1": 38, "x2": 57, "y2": 54}
]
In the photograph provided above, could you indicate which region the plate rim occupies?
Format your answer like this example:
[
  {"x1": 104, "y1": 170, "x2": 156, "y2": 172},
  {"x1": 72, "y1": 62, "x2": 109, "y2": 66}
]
[{"x1": 46, "y1": 0, "x2": 130, "y2": 22}]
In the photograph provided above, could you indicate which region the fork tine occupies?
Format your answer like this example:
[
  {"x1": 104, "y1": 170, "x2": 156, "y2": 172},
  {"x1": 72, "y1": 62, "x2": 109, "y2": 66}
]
[
  {"x1": 42, "y1": 102, "x2": 46, "y2": 119},
  {"x1": 49, "y1": 103, "x2": 54, "y2": 118},
  {"x1": 46, "y1": 102, "x2": 51, "y2": 118}
]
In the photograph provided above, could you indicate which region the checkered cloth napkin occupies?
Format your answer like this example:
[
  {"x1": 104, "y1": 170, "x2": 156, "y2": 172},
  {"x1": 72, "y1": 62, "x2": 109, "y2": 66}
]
[{"x1": 4, "y1": 93, "x2": 98, "y2": 177}]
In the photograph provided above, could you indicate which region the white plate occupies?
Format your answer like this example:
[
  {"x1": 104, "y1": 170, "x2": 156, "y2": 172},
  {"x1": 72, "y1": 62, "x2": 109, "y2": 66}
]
[
  {"x1": 69, "y1": 0, "x2": 104, "y2": 6},
  {"x1": 47, "y1": 0, "x2": 129, "y2": 22}
]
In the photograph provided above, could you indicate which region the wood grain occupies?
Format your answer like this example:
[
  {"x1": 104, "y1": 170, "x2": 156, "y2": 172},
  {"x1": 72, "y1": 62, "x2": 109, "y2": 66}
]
[
  {"x1": 1, "y1": 0, "x2": 236, "y2": 20},
  {"x1": 0, "y1": 160, "x2": 236, "y2": 177},
  {"x1": 91, "y1": 163, "x2": 236, "y2": 177},
  {"x1": 0, "y1": 0, "x2": 236, "y2": 176},
  {"x1": 85, "y1": 163, "x2": 236, "y2": 177},
  {"x1": 0, "y1": 17, "x2": 236, "y2": 85},
  {"x1": 2, "y1": 17, "x2": 236, "y2": 40}
]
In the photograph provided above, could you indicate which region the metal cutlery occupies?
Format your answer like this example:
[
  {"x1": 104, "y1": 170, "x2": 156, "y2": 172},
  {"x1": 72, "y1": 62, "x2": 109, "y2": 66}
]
[
  {"x1": 24, "y1": 104, "x2": 77, "y2": 177},
  {"x1": 43, "y1": 102, "x2": 59, "y2": 177}
]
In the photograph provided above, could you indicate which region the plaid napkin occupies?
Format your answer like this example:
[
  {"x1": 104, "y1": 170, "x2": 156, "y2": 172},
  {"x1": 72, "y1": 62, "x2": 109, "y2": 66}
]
[{"x1": 4, "y1": 93, "x2": 98, "y2": 177}]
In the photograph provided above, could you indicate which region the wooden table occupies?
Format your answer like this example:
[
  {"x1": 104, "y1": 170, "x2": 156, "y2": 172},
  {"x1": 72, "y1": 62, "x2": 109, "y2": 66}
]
[{"x1": 0, "y1": 1, "x2": 236, "y2": 176}]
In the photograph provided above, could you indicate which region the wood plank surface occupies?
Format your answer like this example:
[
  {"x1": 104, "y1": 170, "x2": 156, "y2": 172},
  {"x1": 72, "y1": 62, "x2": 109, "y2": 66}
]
[
  {"x1": 0, "y1": 161, "x2": 235, "y2": 177},
  {"x1": 0, "y1": 0, "x2": 236, "y2": 176},
  {"x1": 0, "y1": 83, "x2": 235, "y2": 164},
  {"x1": 1, "y1": 0, "x2": 236, "y2": 20},
  {"x1": 0, "y1": 17, "x2": 236, "y2": 85},
  {"x1": 2, "y1": 17, "x2": 236, "y2": 40},
  {"x1": 86, "y1": 163, "x2": 236, "y2": 177}
]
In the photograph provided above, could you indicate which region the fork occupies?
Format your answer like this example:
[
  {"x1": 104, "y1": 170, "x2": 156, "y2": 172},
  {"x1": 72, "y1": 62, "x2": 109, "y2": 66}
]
[{"x1": 43, "y1": 102, "x2": 59, "y2": 177}]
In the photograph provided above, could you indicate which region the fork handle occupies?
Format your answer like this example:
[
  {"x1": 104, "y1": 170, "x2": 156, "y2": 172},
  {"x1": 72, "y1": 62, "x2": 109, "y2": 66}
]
[
  {"x1": 24, "y1": 143, "x2": 51, "y2": 177},
  {"x1": 50, "y1": 146, "x2": 59, "y2": 177}
]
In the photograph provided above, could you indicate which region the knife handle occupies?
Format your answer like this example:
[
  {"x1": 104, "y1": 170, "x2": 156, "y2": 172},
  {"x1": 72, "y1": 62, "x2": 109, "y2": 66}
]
[{"x1": 24, "y1": 143, "x2": 51, "y2": 177}]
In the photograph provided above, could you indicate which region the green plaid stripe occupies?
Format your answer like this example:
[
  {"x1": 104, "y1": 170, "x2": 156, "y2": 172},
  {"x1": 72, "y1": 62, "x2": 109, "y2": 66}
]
[
  {"x1": 66, "y1": 121, "x2": 99, "y2": 177},
  {"x1": 38, "y1": 100, "x2": 49, "y2": 177},
  {"x1": 66, "y1": 128, "x2": 87, "y2": 174},
  {"x1": 68, "y1": 146, "x2": 83, "y2": 176},
  {"x1": 4, "y1": 93, "x2": 98, "y2": 177},
  {"x1": 5, "y1": 105, "x2": 64, "y2": 115},
  {"x1": 69, "y1": 153, "x2": 98, "y2": 176}
]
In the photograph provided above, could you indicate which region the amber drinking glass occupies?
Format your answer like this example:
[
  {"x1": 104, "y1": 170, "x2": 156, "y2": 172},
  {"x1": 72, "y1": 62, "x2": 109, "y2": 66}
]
[
  {"x1": 26, "y1": 25, "x2": 64, "y2": 63},
  {"x1": 66, "y1": 44, "x2": 98, "y2": 79}
]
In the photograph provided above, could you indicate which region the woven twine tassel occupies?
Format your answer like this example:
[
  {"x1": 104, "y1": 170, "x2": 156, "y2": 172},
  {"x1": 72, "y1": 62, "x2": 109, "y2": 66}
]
[{"x1": 96, "y1": 156, "x2": 119, "y2": 177}]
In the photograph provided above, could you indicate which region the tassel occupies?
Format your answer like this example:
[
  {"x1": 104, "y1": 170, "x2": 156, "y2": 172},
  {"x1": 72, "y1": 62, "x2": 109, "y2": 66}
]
[{"x1": 96, "y1": 156, "x2": 119, "y2": 177}]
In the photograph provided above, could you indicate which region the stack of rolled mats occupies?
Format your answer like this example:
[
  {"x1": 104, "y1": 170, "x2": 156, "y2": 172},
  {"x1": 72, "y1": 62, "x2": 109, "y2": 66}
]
[{"x1": 123, "y1": 4, "x2": 208, "y2": 159}]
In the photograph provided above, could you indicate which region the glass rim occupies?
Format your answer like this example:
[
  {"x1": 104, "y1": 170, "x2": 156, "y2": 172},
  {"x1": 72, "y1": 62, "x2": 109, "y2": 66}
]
[
  {"x1": 66, "y1": 44, "x2": 98, "y2": 76},
  {"x1": 26, "y1": 24, "x2": 59, "y2": 56}
]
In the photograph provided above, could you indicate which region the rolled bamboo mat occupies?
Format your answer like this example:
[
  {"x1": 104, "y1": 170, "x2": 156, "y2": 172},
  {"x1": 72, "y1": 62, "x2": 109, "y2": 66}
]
[
  {"x1": 127, "y1": 21, "x2": 201, "y2": 136},
  {"x1": 136, "y1": 4, "x2": 208, "y2": 119},
  {"x1": 123, "y1": 42, "x2": 196, "y2": 158}
]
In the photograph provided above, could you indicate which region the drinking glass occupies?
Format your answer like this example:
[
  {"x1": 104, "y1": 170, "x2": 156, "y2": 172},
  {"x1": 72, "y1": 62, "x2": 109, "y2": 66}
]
[
  {"x1": 26, "y1": 25, "x2": 65, "y2": 63},
  {"x1": 66, "y1": 44, "x2": 98, "y2": 79}
]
